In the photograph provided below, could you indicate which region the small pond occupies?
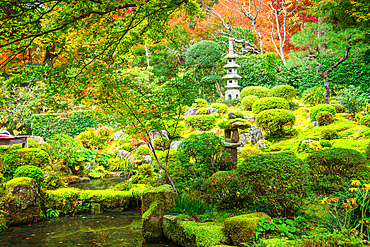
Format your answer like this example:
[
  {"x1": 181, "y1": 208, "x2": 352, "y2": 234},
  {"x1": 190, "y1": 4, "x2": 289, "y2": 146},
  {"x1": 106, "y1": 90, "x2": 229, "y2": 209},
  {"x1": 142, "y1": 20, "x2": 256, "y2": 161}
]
[
  {"x1": 69, "y1": 176, "x2": 127, "y2": 190},
  {"x1": 0, "y1": 209, "x2": 179, "y2": 246}
]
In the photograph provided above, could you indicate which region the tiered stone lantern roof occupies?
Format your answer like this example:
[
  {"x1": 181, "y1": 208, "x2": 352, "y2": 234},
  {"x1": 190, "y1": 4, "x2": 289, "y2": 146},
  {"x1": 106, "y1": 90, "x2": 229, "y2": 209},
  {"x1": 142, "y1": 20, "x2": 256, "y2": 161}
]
[{"x1": 223, "y1": 37, "x2": 241, "y2": 100}]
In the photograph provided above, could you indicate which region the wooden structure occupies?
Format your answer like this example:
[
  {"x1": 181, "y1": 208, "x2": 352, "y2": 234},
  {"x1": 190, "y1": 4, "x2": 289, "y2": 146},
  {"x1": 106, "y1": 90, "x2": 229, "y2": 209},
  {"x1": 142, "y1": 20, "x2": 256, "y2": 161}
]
[{"x1": 0, "y1": 136, "x2": 29, "y2": 148}]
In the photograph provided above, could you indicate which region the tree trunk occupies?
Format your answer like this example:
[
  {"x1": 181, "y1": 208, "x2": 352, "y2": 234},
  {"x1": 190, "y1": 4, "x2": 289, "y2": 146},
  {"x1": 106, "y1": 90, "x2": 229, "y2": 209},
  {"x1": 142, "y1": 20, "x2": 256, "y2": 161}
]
[
  {"x1": 251, "y1": 19, "x2": 264, "y2": 54},
  {"x1": 322, "y1": 75, "x2": 330, "y2": 104}
]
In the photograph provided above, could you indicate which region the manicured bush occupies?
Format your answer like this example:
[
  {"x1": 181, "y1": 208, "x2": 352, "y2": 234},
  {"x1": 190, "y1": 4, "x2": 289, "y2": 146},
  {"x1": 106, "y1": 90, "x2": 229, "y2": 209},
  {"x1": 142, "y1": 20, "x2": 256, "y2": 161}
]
[
  {"x1": 316, "y1": 111, "x2": 334, "y2": 126},
  {"x1": 302, "y1": 87, "x2": 326, "y2": 106},
  {"x1": 4, "y1": 148, "x2": 50, "y2": 172},
  {"x1": 13, "y1": 165, "x2": 44, "y2": 185},
  {"x1": 305, "y1": 148, "x2": 370, "y2": 193},
  {"x1": 192, "y1": 99, "x2": 208, "y2": 108},
  {"x1": 360, "y1": 115, "x2": 370, "y2": 127},
  {"x1": 186, "y1": 40, "x2": 223, "y2": 69},
  {"x1": 241, "y1": 95, "x2": 258, "y2": 111},
  {"x1": 255, "y1": 109, "x2": 296, "y2": 135},
  {"x1": 332, "y1": 104, "x2": 345, "y2": 113},
  {"x1": 252, "y1": 97, "x2": 290, "y2": 114},
  {"x1": 184, "y1": 115, "x2": 217, "y2": 130},
  {"x1": 211, "y1": 103, "x2": 228, "y2": 114},
  {"x1": 240, "y1": 86, "x2": 270, "y2": 100},
  {"x1": 202, "y1": 170, "x2": 239, "y2": 209},
  {"x1": 136, "y1": 145, "x2": 151, "y2": 157},
  {"x1": 269, "y1": 85, "x2": 296, "y2": 101},
  {"x1": 239, "y1": 146, "x2": 261, "y2": 159},
  {"x1": 198, "y1": 107, "x2": 208, "y2": 114},
  {"x1": 237, "y1": 153, "x2": 311, "y2": 217},
  {"x1": 320, "y1": 129, "x2": 339, "y2": 140},
  {"x1": 309, "y1": 104, "x2": 336, "y2": 122}
]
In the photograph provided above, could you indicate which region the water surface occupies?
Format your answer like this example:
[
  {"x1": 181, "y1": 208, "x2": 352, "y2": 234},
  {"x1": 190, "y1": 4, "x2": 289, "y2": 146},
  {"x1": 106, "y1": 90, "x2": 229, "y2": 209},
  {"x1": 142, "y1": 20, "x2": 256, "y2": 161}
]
[{"x1": 0, "y1": 209, "x2": 179, "y2": 247}]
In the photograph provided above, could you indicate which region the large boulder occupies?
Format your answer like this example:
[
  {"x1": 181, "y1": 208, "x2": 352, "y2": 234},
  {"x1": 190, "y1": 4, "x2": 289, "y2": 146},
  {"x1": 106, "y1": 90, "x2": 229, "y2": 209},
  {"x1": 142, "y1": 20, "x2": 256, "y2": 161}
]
[
  {"x1": 142, "y1": 185, "x2": 175, "y2": 240},
  {"x1": 170, "y1": 141, "x2": 183, "y2": 149},
  {"x1": 0, "y1": 177, "x2": 43, "y2": 225},
  {"x1": 224, "y1": 212, "x2": 271, "y2": 246}
]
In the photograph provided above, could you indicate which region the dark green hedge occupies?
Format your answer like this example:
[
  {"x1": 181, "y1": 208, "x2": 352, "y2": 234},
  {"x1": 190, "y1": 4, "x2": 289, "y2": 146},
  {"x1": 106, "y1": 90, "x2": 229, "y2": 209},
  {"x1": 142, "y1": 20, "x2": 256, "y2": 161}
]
[{"x1": 30, "y1": 110, "x2": 119, "y2": 140}]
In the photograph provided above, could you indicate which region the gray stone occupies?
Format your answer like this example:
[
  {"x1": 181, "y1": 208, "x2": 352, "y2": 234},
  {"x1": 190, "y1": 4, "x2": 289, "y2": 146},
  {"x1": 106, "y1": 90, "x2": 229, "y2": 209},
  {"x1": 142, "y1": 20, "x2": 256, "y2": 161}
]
[
  {"x1": 142, "y1": 185, "x2": 174, "y2": 240},
  {"x1": 116, "y1": 150, "x2": 134, "y2": 160},
  {"x1": 244, "y1": 115, "x2": 255, "y2": 123},
  {"x1": 142, "y1": 155, "x2": 152, "y2": 164},
  {"x1": 170, "y1": 141, "x2": 182, "y2": 149},
  {"x1": 112, "y1": 131, "x2": 126, "y2": 140},
  {"x1": 184, "y1": 108, "x2": 199, "y2": 117},
  {"x1": 1, "y1": 177, "x2": 42, "y2": 225},
  {"x1": 224, "y1": 141, "x2": 242, "y2": 148},
  {"x1": 239, "y1": 133, "x2": 252, "y2": 146},
  {"x1": 207, "y1": 108, "x2": 220, "y2": 114},
  {"x1": 312, "y1": 121, "x2": 320, "y2": 127},
  {"x1": 249, "y1": 126, "x2": 265, "y2": 146}
]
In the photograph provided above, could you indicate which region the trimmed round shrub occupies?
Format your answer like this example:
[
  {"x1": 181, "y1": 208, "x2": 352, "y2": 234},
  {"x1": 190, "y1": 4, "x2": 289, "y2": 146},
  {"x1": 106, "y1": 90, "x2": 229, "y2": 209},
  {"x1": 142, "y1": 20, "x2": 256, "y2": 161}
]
[
  {"x1": 269, "y1": 85, "x2": 296, "y2": 101},
  {"x1": 13, "y1": 165, "x2": 44, "y2": 185},
  {"x1": 241, "y1": 95, "x2": 258, "y2": 111},
  {"x1": 256, "y1": 109, "x2": 296, "y2": 135},
  {"x1": 136, "y1": 145, "x2": 151, "y2": 157},
  {"x1": 309, "y1": 104, "x2": 336, "y2": 122},
  {"x1": 321, "y1": 129, "x2": 339, "y2": 140},
  {"x1": 332, "y1": 104, "x2": 345, "y2": 113},
  {"x1": 302, "y1": 87, "x2": 326, "y2": 106},
  {"x1": 192, "y1": 99, "x2": 207, "y2": 108},
  {"x1": 186, "y1": 40, "x2": 222, "y2": 69},
  {"x1": 237, "y1": 153, "x2": 311, "y2": 217},
  {"x1": 239, "y1": 146, "x2": 261, "y2": 159},
  {"x1": 4, "y1": 148, "x2": 50, "y2": 171},
  {"x1": 252, "y1": 97, "x2": 289, "y2": 114},
  {"x1": 305, "y1": 148, "x2": 370, "y2": 193},
  {"x1": 240, "y1": 86, "x2": 270, "y2": 100},
  {"x1": 316, "y1": 111, "x2": 334, "y2": 126},
  {"x1": 211, "y1": 103, "x2": 228, "y2": 114},
  {"x1": 184, "y1": 115, "x2": 217, "y2": 130},
  {"x1": 202, "y1": 170, "x2": 238, "y2": 209},
  {"x1": 198, "y1": 107, "x2": 208, "y2": 114},
  {"x1": 360, "y1": 115, "x2": 370, "y2": 127}
]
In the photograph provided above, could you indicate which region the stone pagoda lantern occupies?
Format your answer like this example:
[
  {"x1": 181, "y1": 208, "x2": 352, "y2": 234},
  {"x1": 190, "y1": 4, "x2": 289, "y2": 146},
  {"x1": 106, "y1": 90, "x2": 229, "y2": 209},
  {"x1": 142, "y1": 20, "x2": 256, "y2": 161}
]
[{"x1": 223, "y1": 36, "x2": 241, "y2": 101}]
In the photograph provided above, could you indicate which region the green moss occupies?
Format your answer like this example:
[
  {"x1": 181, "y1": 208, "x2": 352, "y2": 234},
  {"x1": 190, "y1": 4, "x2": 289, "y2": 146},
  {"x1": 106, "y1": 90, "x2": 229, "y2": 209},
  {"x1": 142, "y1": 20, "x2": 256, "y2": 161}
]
[
  {"x1": 217, "y1": 118, "x2": 251, "y2": 130},
  {"x1": 224, "y1": 212, "x2": 271, "y2": 246},
  {"x1": 180, "y1": 221, "x2": 227, "y2": 247},
  {"x1": 6, "y1": 177, "x2": 34, "y2": 191},
  {"x1": 3, "y1": 148, "x2": 50, "y2": 171}
]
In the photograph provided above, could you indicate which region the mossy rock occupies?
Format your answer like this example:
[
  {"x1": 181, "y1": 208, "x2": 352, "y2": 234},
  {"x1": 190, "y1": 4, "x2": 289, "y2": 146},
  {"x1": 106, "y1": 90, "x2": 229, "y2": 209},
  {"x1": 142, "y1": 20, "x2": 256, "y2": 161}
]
[
  {"x1": 91, "y1": 203, "x2": 104, "y2": 214},
  {"x1": 224, "y1": 212, "x2": 271, "y2": 246},
  {"x1": 163, "y1": 215, "x2": 231, "y2": 247},
  {"x1": 142, "y1": 185, "x2": 175, "y2": 240},
  {"x1": 1, "y1": 177, "x2": 43, "y2": 225},
  {"x1": 3, "y1": 148, "x2": 50, "y2": 171}
]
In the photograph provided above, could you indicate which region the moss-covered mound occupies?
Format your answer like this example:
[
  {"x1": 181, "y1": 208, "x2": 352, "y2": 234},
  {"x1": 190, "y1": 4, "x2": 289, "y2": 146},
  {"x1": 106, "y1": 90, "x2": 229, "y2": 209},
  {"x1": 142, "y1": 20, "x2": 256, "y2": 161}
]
[
  {"x1": 163, "y1": 215, "x2": 230, "y2": 247},
  {"x1": 3, "y1": 148, "x2": 50, "y2": 171},
  {"x1": 224, "y1": 212, "x2": 271, "y2": 246}
]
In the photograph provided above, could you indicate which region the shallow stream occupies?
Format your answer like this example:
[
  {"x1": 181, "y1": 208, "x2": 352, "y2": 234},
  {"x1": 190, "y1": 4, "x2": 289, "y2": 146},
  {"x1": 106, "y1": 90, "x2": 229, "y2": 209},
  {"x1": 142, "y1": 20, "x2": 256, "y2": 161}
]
[{"x1": 0, "y1": 209, "x2": 179, "y2": 247}]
